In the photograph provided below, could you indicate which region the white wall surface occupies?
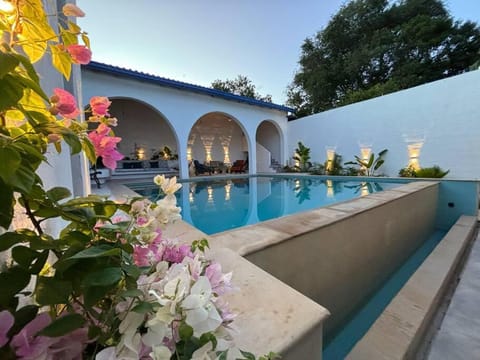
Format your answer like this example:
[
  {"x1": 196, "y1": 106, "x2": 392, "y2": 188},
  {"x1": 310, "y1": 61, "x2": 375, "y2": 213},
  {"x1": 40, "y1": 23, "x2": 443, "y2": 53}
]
[
  {"x1": 82, "y1": 70, "x2": 289, "y2": 178},
  {"x1": 288, "y1": 70, "x2": 480, "y2": 179}
]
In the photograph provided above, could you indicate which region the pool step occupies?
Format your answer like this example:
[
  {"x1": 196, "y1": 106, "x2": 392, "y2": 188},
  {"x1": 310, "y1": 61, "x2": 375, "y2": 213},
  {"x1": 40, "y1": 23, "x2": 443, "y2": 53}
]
[{"x1": 346, "y1": 215, "x2": 477, "y2": 360}]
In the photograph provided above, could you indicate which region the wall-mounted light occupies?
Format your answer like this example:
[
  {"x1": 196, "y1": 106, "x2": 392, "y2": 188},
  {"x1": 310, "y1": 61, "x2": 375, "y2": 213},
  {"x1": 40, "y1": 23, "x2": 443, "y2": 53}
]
[
  {"x1": 136, "y1": 147, "x2": 145, "y2": 160},
  {"x1": 223, "y1": 146, "x2": 231, "y2": 165},
  {"x1": 325, "y1": 146, "x2": 336, "y2": 172},
  {"x1": 187, "y1": 146, "x2": 192, "y2": 161},
  {"x1": 407, "y1": 142, "x2": 424, "y2": 170}
]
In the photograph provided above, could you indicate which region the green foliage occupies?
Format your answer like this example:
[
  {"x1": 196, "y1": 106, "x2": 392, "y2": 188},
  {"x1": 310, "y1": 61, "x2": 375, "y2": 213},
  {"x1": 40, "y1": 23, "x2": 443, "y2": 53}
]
[
  {"x1": 212, "y1": 75, "x2": 273, "y2": 102},
  {"x1": 325, "y1": 153, "x2": 343, "y2": 175},
  {"x1": 287, "y1": 0, "x2": 480, "y2": 115},
  {"x1": 345, "y1": 149, "x2": 388, "y2": 176},
  {"x1": 399, "y1": 165, "x2": 449, "y2": 178},
  {"x1": 293, "y1": 141, "x2": 312, "y2": 172}
]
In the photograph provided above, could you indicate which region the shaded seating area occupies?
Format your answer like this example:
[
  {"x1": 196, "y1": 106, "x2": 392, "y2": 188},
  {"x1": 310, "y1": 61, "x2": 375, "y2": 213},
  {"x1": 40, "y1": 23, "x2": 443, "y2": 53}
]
[
  {"x1": 193, "y1": 160, "x2": 213, "y2": 175},
  {"x1": 230, "y1": 160, "x2": 247, "y2": 173}
]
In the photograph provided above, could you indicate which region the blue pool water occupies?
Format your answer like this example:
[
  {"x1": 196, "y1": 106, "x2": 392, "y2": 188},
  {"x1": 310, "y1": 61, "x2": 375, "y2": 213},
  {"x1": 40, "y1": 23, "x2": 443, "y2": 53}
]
[
  {"x1": 128, "y1": 176, "x2": 402, "y2": 235},
  {"x1": 323, "y1": 229, "x2": 446, "y2": 359}
]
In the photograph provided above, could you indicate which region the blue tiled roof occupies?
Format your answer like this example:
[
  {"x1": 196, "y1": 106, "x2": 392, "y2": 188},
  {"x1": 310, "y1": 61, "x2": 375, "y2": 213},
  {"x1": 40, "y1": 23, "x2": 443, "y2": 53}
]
[{"x1": 83, "y1": 61, "x2": 294, "y2": 113}]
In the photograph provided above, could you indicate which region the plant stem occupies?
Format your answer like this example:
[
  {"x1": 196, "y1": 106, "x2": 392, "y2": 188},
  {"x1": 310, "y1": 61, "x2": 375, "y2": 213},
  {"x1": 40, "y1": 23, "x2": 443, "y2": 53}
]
[{"x1": 23, "y1": 196, "x2": 43, "y2": 235}]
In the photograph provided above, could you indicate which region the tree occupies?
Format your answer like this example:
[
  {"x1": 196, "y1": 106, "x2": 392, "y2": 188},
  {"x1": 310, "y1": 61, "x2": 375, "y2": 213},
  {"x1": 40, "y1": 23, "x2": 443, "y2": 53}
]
[
  {"x1": 287, "y1": 0, "x2": 480, "y2": 116},
  {"x1": 212, "y1": 75, "x2": 273, "y2": 102}
]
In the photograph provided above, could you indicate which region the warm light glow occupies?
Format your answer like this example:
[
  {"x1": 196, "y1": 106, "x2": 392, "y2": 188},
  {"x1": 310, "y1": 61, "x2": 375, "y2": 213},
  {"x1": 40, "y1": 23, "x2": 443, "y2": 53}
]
[
  {"x1": 0, "y1": 0, "x2": 15, "y2": 13},
  {"x1": 136, "y1": 148, "x2": 146, "y2": 160},
  {"x1": 223, "y1": 146, "x2": 231, "y2": 165},
  {"x1": 326, "y1": 179, "x2": 334, "y2": 198},
  {"x1": 407, "y1": 142, "x2": 424, "y2": 170},
  {"x1": 360, "y1": 182, "x2": 370, "y2": 197},
  {"x1": 360, "y1": 147, "x2": 372, "y2": 162},
  {"x1": 207, "y1": 186, "x2": 213, "y2": 203},
  {"x1": 326, "y1": 147, "x2": 336, "y2": 171},
  {"x1": 189, "y1": 191, "x2": 194, "y2": 203},
  {"x1": 187, "y1": 146, "x2": 192, "y2": 161},
  {"x1": 224, "y1": 181, "x2": 231, "y2": 201},
  {"x1": 205, "y1": 147, "x2": 212, "y2": 163}
]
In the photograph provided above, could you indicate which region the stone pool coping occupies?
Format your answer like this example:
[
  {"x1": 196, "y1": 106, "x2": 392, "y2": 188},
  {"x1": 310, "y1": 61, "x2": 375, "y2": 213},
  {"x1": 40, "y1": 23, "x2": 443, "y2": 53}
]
[
  {"x1": 209, "y1": 181, "x2": 438, "y2": 256},
  {"x1": 346, "y1": 215, "x2": 477, "y2": 359}
]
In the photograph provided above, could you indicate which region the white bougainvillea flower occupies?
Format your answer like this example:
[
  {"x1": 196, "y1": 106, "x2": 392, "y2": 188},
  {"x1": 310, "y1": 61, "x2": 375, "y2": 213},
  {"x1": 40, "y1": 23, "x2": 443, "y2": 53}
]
[
  {"x1": 153, "y1": 175, "x2": 165, "y2": 186},
  {"x1": 161, "y1": 176, "x2": 182, "y2": 195},
  {"x1": 150, "y1": 345, "x2": 171, "y2": 360},
  {"x1": 142, "y1": 318, "x2": 168, "y2": 348},
  {"x1": 191, "y1": 341, "x2": 216, "y2": 359},
  {"x1": 182, "y1": 276, "x2": 223, "y2": 336}
]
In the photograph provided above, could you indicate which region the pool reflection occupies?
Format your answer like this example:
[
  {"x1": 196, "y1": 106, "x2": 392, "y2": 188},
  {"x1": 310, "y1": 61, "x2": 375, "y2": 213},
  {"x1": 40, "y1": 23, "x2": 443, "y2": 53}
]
[{"x1": 133, "y1": 177, "x2": 398, "y2": 235}]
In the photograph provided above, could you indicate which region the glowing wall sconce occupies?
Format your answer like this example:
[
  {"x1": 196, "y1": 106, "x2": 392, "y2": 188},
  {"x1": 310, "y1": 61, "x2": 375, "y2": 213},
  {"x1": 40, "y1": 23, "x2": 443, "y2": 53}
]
[
  {"x1": 223, "y1": 146, "x2": 231, "y2": 165},
  {"x1": 359, "y1": 145, "x2": 372, "y2": 162},
  {"x1": 325, "y1": 146, "x2": 336, "y2": 172},
  {"x1": 407, "y1": 142, "x2": 424, "y2": 170},
  {"x1": 187, "y1": 146, "x2": 192, "y2": 161},
  {"x1": 136, "y1": 147, "x2": 145, "y2": 160}
]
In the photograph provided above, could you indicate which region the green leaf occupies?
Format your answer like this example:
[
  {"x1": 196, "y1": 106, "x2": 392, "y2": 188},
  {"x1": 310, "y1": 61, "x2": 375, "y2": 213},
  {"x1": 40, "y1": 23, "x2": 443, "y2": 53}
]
[
  {"x1": 240, "y1": 350, "x2": 257, "y2": 360},
  {"x1": 0, "y1": 74, "x2": 25, "y2": 111},
  {"x1": 68, "y1": 245, "x2": 121, "y2": 260},
  {"x1": 0, "y1": 53, "x2": 20, "y2": 78},
  {"x1": 12, "y1": 246, "x2": 38, "y2": 268},
  {"x1": 82, "y1": 138, "x2": 97, "y2": 164},
  {"x1": 120, "y1": 289, "x2": 144, "y2": 298},
  {"x1": 14, "y1": 74, "x2": 49, "y2": 103},
  {"x1": 37, "y1": 313, "x2": 85, "y2": 337},
  {"x1": 9, "y1": 162, "x2": 37, "y2": 194},
  {"x1": 46, "y1": 187, "x2": 71, "y2": 202},
  {"x1": 0, "y1": 266, "x2": 31, "y2": 307},
  {"x1": 0, "y1": 231, "x2": 28, "y2": 251},
  {"x1": 60, "y1": 128, "x2": 82, "y2": 154},
  {"x1": 35, "y1": 277, "x2": 72, "y2": 305},
  {"x1": 179, "y1": 323, "x2": 194, "y2": 341},
  {"x1": 0, "y1": 181, "x2": 14, "y2": 229},
  {"x1": 0, "y1": 147, "x2": 21, "y2": 183},
  {"x1": 82, "y1": 267, "x2": 123, "y2": 287},
  {"x1": 83, "y1": 286, "x2": 112, "y2": 308},
  {"x1": 11, "y1": 53, "x2": 41, "y2": 85},
  {"x1": 50, "y1": 44, "x2": 72, "y2": 80},
  {"x1": 131, "y1": 301, "x2": 154, "y2": 314},
  {"x1": 29, "y1": 250, "x2": 49, "y2": 274}
]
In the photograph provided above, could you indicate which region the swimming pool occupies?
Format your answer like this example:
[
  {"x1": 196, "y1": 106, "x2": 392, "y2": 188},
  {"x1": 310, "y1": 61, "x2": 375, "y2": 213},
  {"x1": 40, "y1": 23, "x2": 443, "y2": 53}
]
[{"x1": 128, "y1": 176, "x2": 402, "y2": 235}]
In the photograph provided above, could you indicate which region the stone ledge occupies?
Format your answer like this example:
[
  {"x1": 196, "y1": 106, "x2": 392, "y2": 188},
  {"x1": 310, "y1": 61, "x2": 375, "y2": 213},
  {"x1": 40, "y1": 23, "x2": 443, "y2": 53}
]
[{"x1": 346, "y1": 215, "x2": 477, "y2": 360}]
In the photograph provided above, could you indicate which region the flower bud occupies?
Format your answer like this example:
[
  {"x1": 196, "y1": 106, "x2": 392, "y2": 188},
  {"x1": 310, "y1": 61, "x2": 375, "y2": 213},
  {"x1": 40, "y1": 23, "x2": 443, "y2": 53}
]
[
  {"x1": 62, "y1": 3, "x2": 85, "y2": 17},
  {"x1": 47, "y1": 134, "x2": 62, "y2": 143},
  {"x1": 50, "y1": 95, "x2": 60, "y2": 103},
  {"x1": 49, "y1": 106, "x2": 59, "y2": 115}
]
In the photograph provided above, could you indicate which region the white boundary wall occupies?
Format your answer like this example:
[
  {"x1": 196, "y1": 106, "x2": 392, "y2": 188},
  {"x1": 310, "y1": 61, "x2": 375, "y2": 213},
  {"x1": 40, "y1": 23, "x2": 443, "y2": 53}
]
[{"x1": 287, "y1": 70, "x2": 480, "y2": 179}]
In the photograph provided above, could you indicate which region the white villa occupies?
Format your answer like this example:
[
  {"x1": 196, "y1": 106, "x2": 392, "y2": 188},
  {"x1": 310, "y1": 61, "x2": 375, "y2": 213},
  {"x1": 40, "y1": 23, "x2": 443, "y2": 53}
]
[{"x1": 81, "y1": 61, "x2": 480, "y2": 183}]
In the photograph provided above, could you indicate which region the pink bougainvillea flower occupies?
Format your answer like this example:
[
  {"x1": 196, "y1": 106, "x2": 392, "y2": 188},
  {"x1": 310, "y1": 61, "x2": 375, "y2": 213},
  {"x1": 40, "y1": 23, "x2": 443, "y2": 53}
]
[
  {"x1": 62, "y1": 3, "x2": 85, "y2": 17},
  {"x1": 163, "y1": 244, "x2": 193, "y2": 264},
  {"x1": 11, "y1": 313, "x2": 89, "y2": 360},
  {"x1": 67, "y1": 44, "x2": 92, "y2": 65},
  {"x1": 51, "y1": 88, "x2": 80, "y2": 118},
  {"x1": 0, "y1": 310, "x2": 14, "y2": 347},
  {"x1": 89, "y1": 96, "x2": 112, "y2": 117},
  {"x1": 11, "y1": 313, "x2": 56, "y2": 359},
  {"x1": 88, "y1": 123, "x2": 124, "y2": 170}
]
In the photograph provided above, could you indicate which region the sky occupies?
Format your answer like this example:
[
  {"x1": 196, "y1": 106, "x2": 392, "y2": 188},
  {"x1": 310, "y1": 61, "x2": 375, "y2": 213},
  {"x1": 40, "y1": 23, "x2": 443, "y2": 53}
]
[{"x1": 77, "y1": 0, "x2": 480, "y2": 105}]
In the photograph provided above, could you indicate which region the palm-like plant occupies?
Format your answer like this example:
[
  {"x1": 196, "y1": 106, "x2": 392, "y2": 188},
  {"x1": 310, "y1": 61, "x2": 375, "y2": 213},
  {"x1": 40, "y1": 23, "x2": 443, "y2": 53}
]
[
  {"x1": 345, "y1": 149, "x2": 388, "y2": 176},
  {"x1": 293, "y1": 141, "x2": 312, "y2": 172}
]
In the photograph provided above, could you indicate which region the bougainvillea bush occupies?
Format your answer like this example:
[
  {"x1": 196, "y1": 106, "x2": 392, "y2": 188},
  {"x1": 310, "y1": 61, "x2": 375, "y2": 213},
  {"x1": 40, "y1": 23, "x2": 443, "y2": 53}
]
[{"x1": 0, "y1": 1, "x2": 276, "y2": 359}]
